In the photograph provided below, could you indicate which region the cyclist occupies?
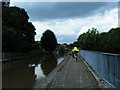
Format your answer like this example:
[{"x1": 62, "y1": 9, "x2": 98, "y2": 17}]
[{"x1": 73, "y1": 47, "x2": 79, "y2": 61}]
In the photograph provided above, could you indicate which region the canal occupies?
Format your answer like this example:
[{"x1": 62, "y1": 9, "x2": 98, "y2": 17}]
[{"x1": 2, "y1": 54, "x2": 65, "y2": 88}]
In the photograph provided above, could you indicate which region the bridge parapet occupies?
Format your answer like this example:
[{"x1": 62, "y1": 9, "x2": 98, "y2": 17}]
[{"x1": 80, "y1": 50, "x2": 120, "y2": 90}]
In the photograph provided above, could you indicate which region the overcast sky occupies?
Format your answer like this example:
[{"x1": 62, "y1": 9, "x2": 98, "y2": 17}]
[{"x1": 10, "y1": 2, "x2": 118, "y2": 44}]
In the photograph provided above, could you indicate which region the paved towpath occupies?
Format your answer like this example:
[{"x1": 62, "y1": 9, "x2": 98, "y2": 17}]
[
  {"x1": 49, "y1": 55, "x2": 98, "y2": 88},
  {"x1": 35, "y1": 55, "x2": 99, "y2": 88},
  {"x1": 35, "y1": 54, "x2": 115, "y2": 89}
]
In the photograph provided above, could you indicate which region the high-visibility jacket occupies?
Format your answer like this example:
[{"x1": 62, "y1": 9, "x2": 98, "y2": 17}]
[{"x1": 73, "y1": 47, "x2": 79, "y2": 52}]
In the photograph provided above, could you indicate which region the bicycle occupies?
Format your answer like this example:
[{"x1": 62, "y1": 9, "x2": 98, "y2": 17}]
[{"x1": 73, "y1": 51, "x2": 78, "y2": 62}]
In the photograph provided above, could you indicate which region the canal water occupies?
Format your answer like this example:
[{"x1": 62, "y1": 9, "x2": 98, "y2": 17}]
[{"x1": 2, "y1": 54, "x2": 65, "y2": 88}]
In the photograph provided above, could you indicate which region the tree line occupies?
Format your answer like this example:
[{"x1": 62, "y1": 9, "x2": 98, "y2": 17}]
[
  {"x1": 2, "y1": 3, "x2": 36, "y2": 52},
  {"x1": 2, "y1": 3, "x2": 57, "y2": 54},
  {"x1": 2, "y1": 2, "x2": 120, "y2": 54},
  {"x1": 71, "y1": 27, "x2": 120, "y2": 54}
]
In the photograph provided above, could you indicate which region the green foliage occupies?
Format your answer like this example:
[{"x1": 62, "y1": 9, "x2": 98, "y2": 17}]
[
  {"x1": 2, "y1": 1, "x2": 10, "y2": 7},
  {"x1": 41, "y1": 29, "x2": 57, "y2": 53},
  {"x1": 77, "y1": 27, "x2": 120, "y2": 54},
  {"x1": 3, "y1": 27, "x2": 23, "y2": 52},
  {"x1": 78, "y1": 28, "x2": 99, "y2": 50},
  {"x1": 99, "y1": 28, "x2": 120, "y2": 54},
  {"x1": 57, "y1": 46, "x2": 65, "y2": 55},
  {"x1": 2, "y1": 6, "x2": 36, "y2": 52},
  {"x1": 32, "y1": 41, "x2": 42, "y2": 50}
]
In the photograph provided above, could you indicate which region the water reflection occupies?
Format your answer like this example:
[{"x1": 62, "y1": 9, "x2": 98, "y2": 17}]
[
  {"x1": 3, "y1": 66, "x2": 36, "y2": 88},
  {"x1": 2, "y1": 55, "x2": 62, "y2": 88},
  {"x1": 41, "y1": 54, "x2": 58, "y2": 76}
]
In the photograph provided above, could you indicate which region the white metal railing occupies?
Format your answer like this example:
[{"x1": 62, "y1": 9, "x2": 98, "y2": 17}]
[{"x1": 80, "y1": 50, "x2": 120, "y2": 89}]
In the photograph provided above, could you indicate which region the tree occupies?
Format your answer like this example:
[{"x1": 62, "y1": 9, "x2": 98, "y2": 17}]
[
  {"x1": 77, "y1": 28, "x2": 99, "y2": 50},
  {"x1": 57, "y1": 45, "x2": 65, "y2": 55},
  {"x1": 2, "y1": 0, "x2": 10, "y2": 7},
  {"x1": 99, "y1": 28, "x2": 120, "y2": 54},
  {"x1": 77, "y1": 27, "x2": 120, "y2": 54},
  {"x1": 108, "y1": 28, "x2": 120, "y2": 53},
  {"x1": 41, "y1": 30, "x2": 57, "y2": 53},
  {"x1": 2, "y1": 6, "x2": 36, "y2": 52}
]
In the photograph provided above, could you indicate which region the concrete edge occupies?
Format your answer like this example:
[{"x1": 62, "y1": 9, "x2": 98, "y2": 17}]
[{"x1": 79, "y1": 55, "x2": 115, "y2": 88}]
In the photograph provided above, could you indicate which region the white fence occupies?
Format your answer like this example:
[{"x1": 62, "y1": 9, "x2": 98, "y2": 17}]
[{"x1": 80, "y1": 50, "x2": 120, "y2": 89}]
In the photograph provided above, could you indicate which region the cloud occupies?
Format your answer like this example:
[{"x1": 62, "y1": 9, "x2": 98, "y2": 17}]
[
  {"x1": 10, "y1": 2, "x2": 118, "y2": 44},
  {"x1": 56, "y1": 35, "x2": 78, "y2": 44},
  {"x1": 33, "y1": 8, "x2": 118, "y2": 44},
  {"x1": 10, "y1": 2, "x2": 117, "y2": 21}
]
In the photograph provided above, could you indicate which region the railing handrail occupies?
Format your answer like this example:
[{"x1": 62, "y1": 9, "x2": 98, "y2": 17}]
[
  {"x1": 80, "y1": 50, "x2": 120, "y2": 90},
  {"x1": 102, "y1": 53, "x2": 120, "y2": 56},
  {"x1": 81, "y1": 50, "x2": 120, "y2": 56}
]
